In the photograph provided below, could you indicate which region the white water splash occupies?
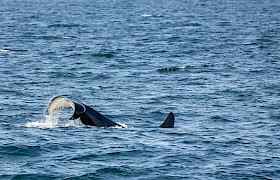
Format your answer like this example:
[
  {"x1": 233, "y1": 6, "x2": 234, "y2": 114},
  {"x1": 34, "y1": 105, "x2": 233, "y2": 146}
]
[
  {"x1": 23, "y1": 112, "x2": 83, "y2": 128},
  {"x1": 0, "y1": 49, "x2": 9, "y2": 53},
  {"x1": 115, "y1": 122, "x2": 128, "y2": 129},
  {"x1": 22, "y1": 113, "x2": 127, "y2": 129},
  {"x1": 141, "y1": 13, "x2": 152, "y2": 17},
  {"x1": 23, "y1": 113, "x2": 59, "y2": 128}
]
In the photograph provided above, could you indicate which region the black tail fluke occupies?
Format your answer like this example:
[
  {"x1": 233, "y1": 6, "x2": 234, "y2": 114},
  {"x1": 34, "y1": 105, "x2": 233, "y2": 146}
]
[{"x1": 160, "y1": 112, "x2": 175, "y2": 128}]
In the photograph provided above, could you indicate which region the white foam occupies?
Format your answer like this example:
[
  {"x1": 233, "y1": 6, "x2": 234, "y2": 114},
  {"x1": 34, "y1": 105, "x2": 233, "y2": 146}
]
[
  {"x1": 22, "y1": 112, "x2": 128, "y2": 129},
  {"x1": 115, "y1": 122, "x2": 128, "y2": 129},
  {"x1": 24, "y1": 120, "x2": 56, "y2": 128},
  {"x1": 176, "y1": 65, "x2": 187, "y2": 69},
  {"x1": 23, "y1": 113, "x2": 59, "y2": 128},
  {"x1": 1, "y1": 49, "x2": 9, "y2": 52},
  {"x1": 141, "y1": 13, "x2": 152, "y2": 17},
  {"x1": 23, "y1": 112, "x2": 83, "y2": 128}
]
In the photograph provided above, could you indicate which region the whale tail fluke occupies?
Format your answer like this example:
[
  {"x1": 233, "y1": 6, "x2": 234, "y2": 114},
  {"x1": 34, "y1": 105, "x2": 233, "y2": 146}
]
[
  {"x1": 160, "y1": 112, "x2": 175, "y2": 128},
  {"x1": 46, "y1": 96, "x2": 76, "y2": 115},
  {"x1": 46, "y1": 96, "x2": 86, "y2": 116},
  {"x1": 46, "y1": 96, "x2": 124, "y2": 128}
]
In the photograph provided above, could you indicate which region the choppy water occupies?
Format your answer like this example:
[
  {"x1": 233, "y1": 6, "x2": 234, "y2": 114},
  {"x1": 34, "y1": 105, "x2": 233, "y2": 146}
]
[{"x1": 1, "y1": 0, "x2": 280, "y2": 179}]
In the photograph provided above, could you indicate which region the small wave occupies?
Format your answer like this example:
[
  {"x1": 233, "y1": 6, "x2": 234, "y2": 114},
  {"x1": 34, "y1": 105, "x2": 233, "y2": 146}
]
[
  {"x1": 210, "y1": 115, "x2": 235, "y2": 122},
  {"x1": 90, "y1": 52, "x2": 114, "y2": 58},
  {"x1": 70, "y1": 153, "x2": 98, "y2": 161},
  {"x1": 141, "y1": 13, "x2": 152, "y2": 17},
  {"x1": 0, "y1": 48, "x2": 27, "y2": 52},
  {"x1": 158, "y1": 64, "x2": 214, "y2": 73},
  {"x1": 8, "y1": 174, "x2": 58, "y2": 179},
  {"x1": 1, "y1": 49, "x2": 9, "y2": 52},
  {"x1": 0, "y1": 145, "x2": 41, "y2": 156},
  {"x1": 116, "y1": 122, "x2": 128, "y2": 129},
  {"x1": 36, "y1": 35, "x2": 63, "y2": 40},
  {"x1": 158, "y1": 65, "x2": 190, "y2": 72},
  {"x1": 72, "y1": 166, "x2": 132, "y2": 178},
  {"x1": 48, "y1": 23, "x2": 81, "y2": 28},
  {"x1": 96, "y1": 166, "x2": 125, "y2": 175}
]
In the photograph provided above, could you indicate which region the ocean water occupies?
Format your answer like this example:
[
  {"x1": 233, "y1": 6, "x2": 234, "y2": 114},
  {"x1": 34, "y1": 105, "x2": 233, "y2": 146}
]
[{"x1": 0, "y1": 0, "x2": 280, "y2": 179}]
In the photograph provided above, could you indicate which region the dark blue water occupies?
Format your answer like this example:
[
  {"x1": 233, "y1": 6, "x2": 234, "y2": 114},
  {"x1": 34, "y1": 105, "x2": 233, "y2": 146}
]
[{"x1": 1, "y1": 0, "x2": 280, "y2": 179}]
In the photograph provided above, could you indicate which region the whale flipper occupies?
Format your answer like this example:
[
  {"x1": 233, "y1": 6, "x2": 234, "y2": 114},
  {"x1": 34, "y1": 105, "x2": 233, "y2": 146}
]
[{"x1": 160, "y1": 112, "x2": 175, "y2": 128}]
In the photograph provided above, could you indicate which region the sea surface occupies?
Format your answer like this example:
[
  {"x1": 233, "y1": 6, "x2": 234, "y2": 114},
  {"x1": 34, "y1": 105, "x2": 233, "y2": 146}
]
[{"x1": 0, "y1": 0, "x2": 280, "y2": 179}]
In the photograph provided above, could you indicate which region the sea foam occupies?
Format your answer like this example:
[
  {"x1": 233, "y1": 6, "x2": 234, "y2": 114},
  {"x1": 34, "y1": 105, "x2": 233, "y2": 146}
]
[{"x1": 23, "y1": 112, "x2": 82, "y2": 128}]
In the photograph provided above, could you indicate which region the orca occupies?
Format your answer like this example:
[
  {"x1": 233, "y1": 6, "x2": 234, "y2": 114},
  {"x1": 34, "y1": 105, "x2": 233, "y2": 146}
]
[{"x1": 46, "y1": 96, "x2": 175, "y2": 128}]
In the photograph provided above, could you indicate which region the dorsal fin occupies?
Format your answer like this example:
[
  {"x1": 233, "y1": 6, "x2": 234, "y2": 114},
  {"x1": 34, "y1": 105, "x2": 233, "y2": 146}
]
[{"x1": 160, "y1": 112, "x2": 175, "y2": 128}]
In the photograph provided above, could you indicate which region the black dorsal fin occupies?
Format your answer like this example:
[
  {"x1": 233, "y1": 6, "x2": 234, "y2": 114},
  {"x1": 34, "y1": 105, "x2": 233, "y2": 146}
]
[{"x1": 160, "y1": 112, "x2": 175, "y2": 128}]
